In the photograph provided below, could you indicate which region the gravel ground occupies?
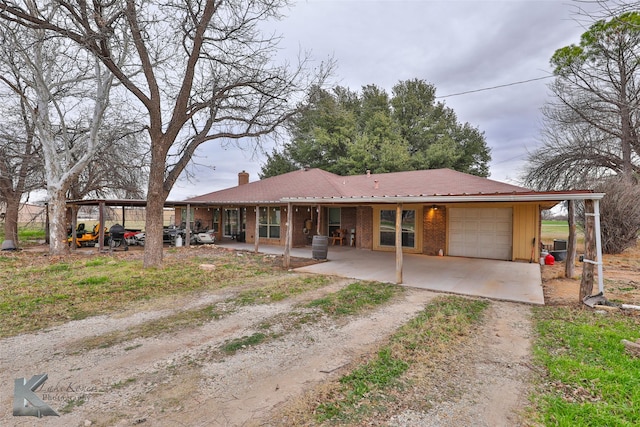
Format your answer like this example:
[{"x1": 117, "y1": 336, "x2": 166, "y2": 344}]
[{"x1": 1, "y1": 260, "x2": 534, "y2": 427}]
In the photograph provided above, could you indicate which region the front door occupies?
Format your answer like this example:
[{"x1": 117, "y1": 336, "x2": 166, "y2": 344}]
[{"x1": 224, "y1": 208, "x2": 240, "y2": 238}]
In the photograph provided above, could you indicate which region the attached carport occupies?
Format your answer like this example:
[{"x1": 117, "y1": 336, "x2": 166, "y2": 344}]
[
  {"x1": 281, "y1": 191, "x2": 606, "y2": 300},
  {"x1": 221, "y1": 242, "x2": 544, "y2": 304},
  {"x1": 296, "y1": 247, "x2": 544, "y2": 304}
]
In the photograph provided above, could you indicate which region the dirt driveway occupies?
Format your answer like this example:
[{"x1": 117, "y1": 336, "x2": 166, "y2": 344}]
[{"x1": 0, "y1": 254, "x2": 535, "y2": 427}]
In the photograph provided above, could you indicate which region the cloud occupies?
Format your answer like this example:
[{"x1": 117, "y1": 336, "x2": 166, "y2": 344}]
[{"x1": 169, "y1": 0, "x2": 592, "y2": 199}]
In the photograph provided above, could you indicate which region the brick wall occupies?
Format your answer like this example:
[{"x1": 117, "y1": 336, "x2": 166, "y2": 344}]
[
  {"x1": 292, "y1": 207, "x2": 314, "y2": 247},
  {"x1": 356, "y1": 206, "x2": 373, "y2": 249},
  {"x1": 423, "y1": 205, "x2": 446, "y2": 255},
  {"x1": 340, "y1": 207, "x2": 357, "y2": 246}
]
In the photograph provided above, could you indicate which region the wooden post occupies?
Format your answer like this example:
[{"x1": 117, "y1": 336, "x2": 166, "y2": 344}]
[
  {"x1": 579, "y1": 199, "x2": 595, "y2": 300},
  {"x1": 254, "y1": 206, "x2": 260, "y2": 253},
  {"x1": 185, "y1": 204, "x2": 191, "y2": 248},
  {"x1": 395, "y1": 203, "x2": 403, "y2": 284},
  {"x1": 45, "y1": 203, "x2": 50, "y2": 244},
  {"x1": 565, "y1": 200, "x2": 576, "y2": 279},
  {"x1": 284, "y1": 203, "x2": 293, "y2": 268},
  {"x1": 316, "y1": 205, "x2": 322, "y2": 235}
]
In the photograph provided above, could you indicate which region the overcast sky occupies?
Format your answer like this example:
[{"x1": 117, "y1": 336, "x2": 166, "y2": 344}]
[{"x1": 168, "y1": 0, "x2": 596, "y2": 200}]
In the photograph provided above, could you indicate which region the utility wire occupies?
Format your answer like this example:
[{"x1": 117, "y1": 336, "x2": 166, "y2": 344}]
[{"x1": 436, "y1": 75, "x2": 553, "y2": 99}]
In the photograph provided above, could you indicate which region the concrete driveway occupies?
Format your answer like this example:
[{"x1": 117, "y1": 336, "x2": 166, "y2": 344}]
[{"x1": 221, "y1": 242, "x2": 545, "y2": 305}]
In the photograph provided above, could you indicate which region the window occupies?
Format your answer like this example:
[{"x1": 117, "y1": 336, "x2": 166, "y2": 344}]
[
  {"x1": 211, "y1": 208, "x2": 220, "y2": 233},
  {"x1": 180, "y1": 207, "x2": 194, "y2": 229},
  {"x1": 379, "y1": 209, "x2": 416, "y2": 248},
  {"x1": 259, "y1": 207, "x2": 280, "y2": 239},
  {"x1": 224, "y1": 208, "x2": 239, "y2": 237},
  {"x1": 328, "y1": 207, "x2": 341, "y2": 237}
]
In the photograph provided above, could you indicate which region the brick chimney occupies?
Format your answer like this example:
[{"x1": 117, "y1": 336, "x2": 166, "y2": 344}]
[{"x1": 238, "y1": 170, "x2": 249, "y2": 186}]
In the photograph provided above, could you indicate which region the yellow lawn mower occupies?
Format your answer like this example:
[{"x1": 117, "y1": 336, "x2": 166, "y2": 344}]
[{"x1": 66, "y1": 223, "x2": 108, "y2": 248}]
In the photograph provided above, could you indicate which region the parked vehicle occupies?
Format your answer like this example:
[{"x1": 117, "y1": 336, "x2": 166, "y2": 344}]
[
  {"x1": 193, "y1": 230, "x2": 216, "y2": 244},
  {"x1": 132, "y1": 226, "x2": 216, "y2": 247},
  {"x1": 124, "y1": 230, "x2": 145, "y2": 246}
]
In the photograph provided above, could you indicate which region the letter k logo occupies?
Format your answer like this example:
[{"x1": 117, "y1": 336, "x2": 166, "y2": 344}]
[{"x1": 13, "y1": 374, "x2": 59, "y2": 417}]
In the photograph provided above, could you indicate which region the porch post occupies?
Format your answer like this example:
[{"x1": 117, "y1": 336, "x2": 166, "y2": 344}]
[
  {"x1": 254, "y1": 206, "x2": 260, "y2": 253},
  {"x1": 316, "y1": 204, "x2": 322, "y2": 235},
  {"x1": 185, "y1": 203, "x2": 191, "y2": 248},
  {"x1": 284, "y1": 202, "x2": 293, "y2": 268},
  {"x1": 395, "y1": 203, "x2": 403, "y2": 284}
]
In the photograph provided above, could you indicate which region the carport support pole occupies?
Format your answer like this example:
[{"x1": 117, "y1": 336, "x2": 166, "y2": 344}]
[
  {"x1": 98, "y1": 201, "x2": 105, "y2": 252},
  {"x1": 284, "y1": 203, "x2": 292, "y2": 268},
  {"x1": 71, "y1": 205, "x2": 77, "y2": 251},
  {"x1": 395, "y1": 203, "x2": 403, "y2": 284},
  {"x1": 45, "y1": 203, "x2": 50, "y2": 244},
  {"x1": 594, "y1": 200, "x2": 604, "y2": 294}
]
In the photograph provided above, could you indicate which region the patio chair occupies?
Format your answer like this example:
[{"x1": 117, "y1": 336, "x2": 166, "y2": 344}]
[{"x1": 331, "y1": 229, "x2": 346, "y2": 245}]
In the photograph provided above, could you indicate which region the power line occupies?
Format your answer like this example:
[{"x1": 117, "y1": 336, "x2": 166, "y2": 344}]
[{"x1": 436, "y1": 75, "x2": 553, "y2": 99}]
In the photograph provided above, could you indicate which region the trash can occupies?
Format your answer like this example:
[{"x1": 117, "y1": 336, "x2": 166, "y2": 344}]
[
  {"x1": 311, "y1": 235, "x2": 329, "y2": 260},
  {"x1": 550, "y1": 250, "x2": 567, "y2": 261}
]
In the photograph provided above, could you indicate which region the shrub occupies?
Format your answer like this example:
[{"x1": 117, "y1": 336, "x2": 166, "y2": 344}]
[{"x1": 579, "y1": 177, "x2": 640, "y2": 254}]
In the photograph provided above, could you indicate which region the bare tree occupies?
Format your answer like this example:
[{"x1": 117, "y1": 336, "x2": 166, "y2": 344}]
[
  {"x1": 0, "y1": 82, "x2": 44, "y2": 247},
  {"x1": 67, "y1": 127, "x2": 148, "y2": 202},
  {"x1": 0, "y1": 3, "x2": 119, "y2": 254},
  {"x1": 572, "y1": 1, "x2": 640, "y2": 20},
  {"x1": 0, "y1": 25, "x2": 45, "y2": 248},
  {"x1": 0, "y1": 0, "x2": 330, "y2": 267},
  {"x1": 523, "y1": 11, "x2": 640, "y2": 190}
]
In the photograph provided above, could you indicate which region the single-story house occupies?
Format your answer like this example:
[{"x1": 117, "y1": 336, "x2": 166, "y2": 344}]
[{"x1": 176, "y1": 167, "x2": 603, "y2": 264}]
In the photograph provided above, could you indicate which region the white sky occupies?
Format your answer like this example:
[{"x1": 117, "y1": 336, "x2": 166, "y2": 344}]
[{"x1": 168, "y1": 0, "x2": 596, "y2": 200}]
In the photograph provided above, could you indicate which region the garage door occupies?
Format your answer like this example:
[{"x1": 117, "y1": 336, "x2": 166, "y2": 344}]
[{"x1": 448, "y1": 208, "x2": 512, "y2": 260}]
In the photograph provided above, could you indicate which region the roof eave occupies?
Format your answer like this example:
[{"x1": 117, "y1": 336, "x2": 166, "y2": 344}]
[{"x1": 281, "y1": 192, "x2": 605, "y2": 204}]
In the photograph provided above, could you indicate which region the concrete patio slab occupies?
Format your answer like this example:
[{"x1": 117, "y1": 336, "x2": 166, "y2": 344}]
[{"x1": 219, "y1": 242, "x2": 545, "y2": 305}]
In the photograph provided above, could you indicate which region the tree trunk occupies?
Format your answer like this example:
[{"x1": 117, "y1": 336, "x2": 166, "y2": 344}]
[
  {"x1": 579, "y1": 199, "x2": 595, "y2": 301},
  {"x1": 143, "y1": 147, "x2": 168, "y2": 268},
  {"x1": 48, "y1": 187, "x2": 70, "y2": 255},
  {"x1": 3, "y1": 195, "x2": 20, "y2": 247},
  {"x1": 565, "y1": 200, "x2": 576, "y2": 278}
]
